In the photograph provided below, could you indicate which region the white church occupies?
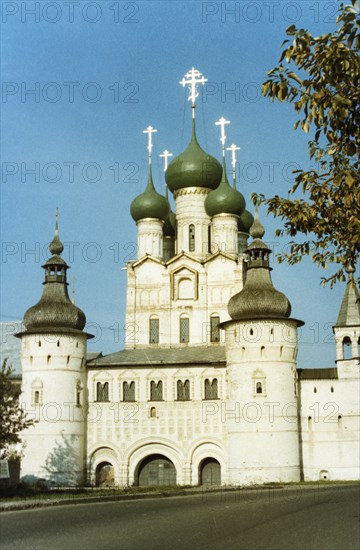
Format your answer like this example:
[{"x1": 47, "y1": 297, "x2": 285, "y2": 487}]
[{"x1": 16, "y1": 69, "x2": 360, "y2": 487}]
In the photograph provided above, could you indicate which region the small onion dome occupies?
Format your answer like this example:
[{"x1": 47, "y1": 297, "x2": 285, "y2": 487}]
[
  {"x1": 205, "y1": 158, "x2": 245, "y2": 217},
  {"x1": 23, "y1": 229, "x2": 87, "y2": 332},
  {"x1": 163, "y1": 209, "x2": 176, "y2": 237},
  {"x1": 165, "y1": 119, "x2": 222, "y2": 193},
  {"x1": 228, "y1": 209, "x2": 292, "y2": 321},
  {"x1": 130, "y1": 165, "x2": 170, "y2": 222},
  {"x1": 238, "y1": 209, "x2": 254, "y2": 233}
]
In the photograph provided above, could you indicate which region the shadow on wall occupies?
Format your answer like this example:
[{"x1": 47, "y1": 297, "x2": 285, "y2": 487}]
[{"x1": 42, "y1": 434, "x2": 82, "y2": 486}]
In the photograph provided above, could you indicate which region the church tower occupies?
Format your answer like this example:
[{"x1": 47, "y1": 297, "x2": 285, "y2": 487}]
[
  {"x1": 130, "y1": 126, "x2": 170, "y2": 260},
  {"x1": 333, "y1": 265, "x2": 360, "y2": 378},
  {"x1": 166, "y1": 68, "x2": 222, "y2": 258},
  {"x1": 222, "y1": 210, "x2": 303, "y2": 484},
  {"x1": 16, "y1": 213, "x2": 92, "y2": 485}
]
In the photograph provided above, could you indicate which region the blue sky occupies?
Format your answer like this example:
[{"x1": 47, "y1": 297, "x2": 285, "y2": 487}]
[{"x1": 1, "y1": 0, "x2": 350, "y2": 368}]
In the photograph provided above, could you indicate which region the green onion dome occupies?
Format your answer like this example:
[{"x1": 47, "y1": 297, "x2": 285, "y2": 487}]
[
  {"x1": 228, "y1": 211, "x2": 292, "y2": 321},
  {"x1": 238, "y1": 209, "x2": 254, "y2": 233},
  {"x1": 131, "y1": 165, "x2": 170, "y2": 222},
  {"x1": 163, "y1": 209, "x2": 176, "y2": 237},
  {"x1": 204, "y1": 159, "x2": 245, "y2": 217},
  {"x1": 165, "y1": 119, "x2": 222, "y2": 193}
]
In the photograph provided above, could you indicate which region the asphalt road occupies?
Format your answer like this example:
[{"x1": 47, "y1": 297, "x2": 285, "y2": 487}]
[{"x1": 1, "y1": 484, "x2": 359, "y2": 550}]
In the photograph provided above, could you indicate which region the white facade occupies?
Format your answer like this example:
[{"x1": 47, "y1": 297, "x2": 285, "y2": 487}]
[{"x1": 17, "y1": 107, "x2": 360, "y2": 487}]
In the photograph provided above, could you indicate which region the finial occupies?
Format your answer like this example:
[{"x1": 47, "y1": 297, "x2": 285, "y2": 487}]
[
  {"x1": 215, "y1": 116, "x2": 230, "y2": 157},
  {"x1": 160, "y1": 150, "x2": 173, "y2": 172},
  {"x1": 143, "y1": 125, "x2": 157, "y2": 164},
  {"x1": 249, "y1": 205, "x2": 265, "y2": 239},
  {"x1": 227, "y1": 143, "x2": 240, "y2": 189},
  {"x1": 180, "y1": 67, "x2": 208, "y2": 119},
  {"x1": 49, "y1": 207, "x2": 64, "y2": 256},
  {"x1": 345, "y1": 263, "x2": 356, "y2": 280}
]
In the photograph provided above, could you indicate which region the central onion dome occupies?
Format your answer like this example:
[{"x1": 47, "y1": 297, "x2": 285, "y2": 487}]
[
  {"x1": 205, "y1": 158, "x2": 245, "y2": 217},
  {"x1": 228, "y1": 210, "x2": 292, "y2": 320},
  {"x1": 166, "y1": 119, "x2": 222, "y2": 192},
  {"x1": 131, "y1": 165, "x2": 170, "y2": 222},
  {"x1": 23, "y1": 223, "x2": 87, "y2": 333}
]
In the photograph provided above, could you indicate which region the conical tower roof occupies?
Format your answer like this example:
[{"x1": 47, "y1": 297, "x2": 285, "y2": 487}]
[
  {"x1": 335, "y1": 265, "x2": 360, "y2": 327},
  {"x1": 166, "y1": 119, "x2": 222, "y2": 192}
]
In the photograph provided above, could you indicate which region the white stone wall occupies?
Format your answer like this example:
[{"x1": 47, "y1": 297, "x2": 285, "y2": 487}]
[
  {"x1": 125, "y1": 255, "x2": 242, "y2": 348},
  {"x1": 224, "y1": 319, "x2": 301, "y2": 484},
  {"x1": 136, "y1": 218, "x2": 164, "y2": 259},
  {"x1": 211, "y1": 213, "x2": 239, "y2": 256},
  {"x1": 300, "y1": 375, "x2": 360, "y2": 481},
  {"x1": 86, "y1": 365, "x2": 227, "y2": 486},
  {"x1": 175, "y1": 188, "x2": 211, "y2": 258},
  {"x1": 19, "y1": 332, "x2": 88, "y2": 485}
]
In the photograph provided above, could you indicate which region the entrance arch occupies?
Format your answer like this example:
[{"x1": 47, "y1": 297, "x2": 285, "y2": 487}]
[
  {"x1": 199, "y1": 458, "x2": 221, "y2": 486},
  {"x1": 137, "y1": 454, "x2": 177, "y2": 486},
  {"x1": 95, "y1": 462, "x2": 115, "y2": 487}
]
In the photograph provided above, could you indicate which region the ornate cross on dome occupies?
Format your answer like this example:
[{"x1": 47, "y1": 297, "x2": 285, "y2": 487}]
[
  {"x1": 215, "y1": 116, "x2": 231, "y2": 155},
  {"x1": 143, "y1": 125, "x2": 157, "y2": 163},
  {"x1": 160, "y1": 150, "x2": 173, "y2": 171},
  {"x1": 227, "y1": 143, "x2": 241, "y2": 186},
  {"x1": 180, "y1": 67, "x2": 208, "y2": 117}
]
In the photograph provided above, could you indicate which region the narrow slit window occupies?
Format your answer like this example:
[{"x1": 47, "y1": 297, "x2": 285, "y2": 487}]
[
  {"x1": 210, "y1": 316, "x2": 220, "y2": 343},
  {"x1": 149, "y1": 317, "x2": 159, "y2": 344},
  {"x1": 189, "y1": 224, "x2": 195, "y2": 252},
  {"x1": 180, "y1": 317, "x2": 190, "y2": 343}
]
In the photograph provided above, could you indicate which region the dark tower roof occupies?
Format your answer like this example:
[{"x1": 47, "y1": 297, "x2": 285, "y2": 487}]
[
  {"x1": 335, "y1": 265, "x2": 360, "y2": 327},
  {"x1": 165, "y1": 119, "x2": 222, "y2": 193},
  {"x1": 228, "y1": 209, "x2": 302, "y2": 324},
  {"x1": 18, "y1": 215, "x2": 91, "y2": 337}
]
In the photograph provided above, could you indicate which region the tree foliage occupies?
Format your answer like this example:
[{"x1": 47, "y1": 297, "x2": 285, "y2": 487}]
[
  {"x1": 256, "y1": 0, "x2": 360, "y2": 286},
  {"x1": 0, "y1": 359, "x2": 33, "y2": 458}
]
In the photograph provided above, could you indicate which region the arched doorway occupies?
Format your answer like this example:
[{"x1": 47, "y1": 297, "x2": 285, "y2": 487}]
[
  {"x1": 199, "y1": 458, "x2": 221, "y2": 486},
  {"x1": 95, "y1": 462, "x2": 114, "y2": 487},
  {"x1": 137, "y1": 454, "x2": 177, "y2": 486}
]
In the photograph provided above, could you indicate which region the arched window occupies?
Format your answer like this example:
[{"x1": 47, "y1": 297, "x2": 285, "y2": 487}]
[
  {"x1": 314, "y1": 387, "x2": 317, "y2": 393},
  {"x1": 31, "y1": 378, "x2": 43, "y2": 405},
  {"x1": 149, "y1": 317, "x2": 159, "y2": 344},
  {"x1": 150, "y1": 380, "x2": 163, "y2": 401},
  {"x1": 189, "y1": 224, "x2": 195, "y2": 252},
  {"x1": 180, "y1": 316, "x2": 190, "y2": 343},
  {"x1": 177, "y1": 380, "x2": 190, "y2": 401},
  {"x1": 256, "y1": 381, "x2": 263, "y2": 394},
  {"x1": 150, "y1": 407, "x2": 157, "y2": 418},
  {"x1": 204, "y1": 378, "x2": 218, "y2": 399},
  {"x1": 123, "y1": 381, "x2": 135, "y2": 402},
  {"x1": 96, "y1": 382, "x2": 109, "y2": 402},
  {"x1": 342, "y1": 336, "x2": 352, "y2": 360},
  {"x1": 210, "y1": 315, "x2": 220, "y2": 343}
]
